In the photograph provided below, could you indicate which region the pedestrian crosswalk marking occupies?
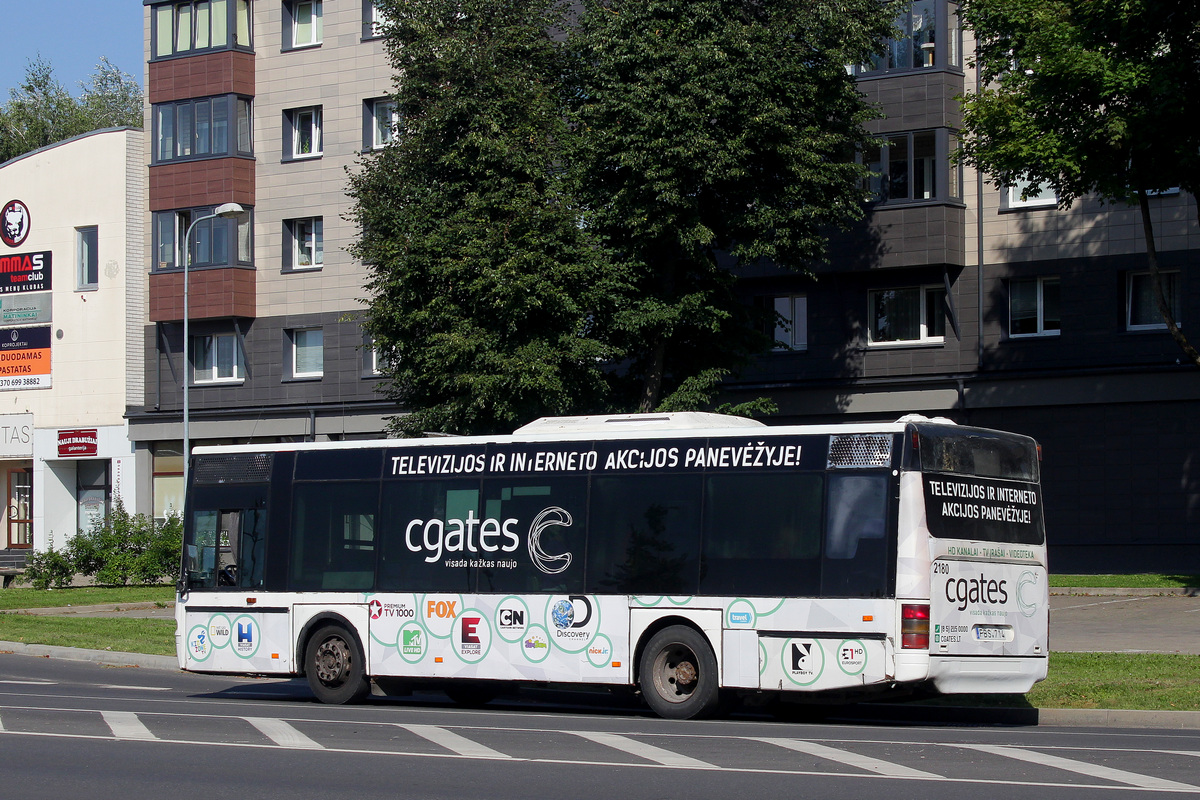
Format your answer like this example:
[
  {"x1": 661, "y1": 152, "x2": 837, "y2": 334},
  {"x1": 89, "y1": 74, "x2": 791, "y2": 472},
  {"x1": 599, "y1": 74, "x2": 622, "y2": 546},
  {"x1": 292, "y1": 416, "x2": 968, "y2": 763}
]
[
  {"x1": 398, "y1": 723, "x2": 512, "y2": 759},
  {"x1": 758, "y1": 737, "x2": 941, "y2": 779},
  {"x1": 573, "y1": 731, "x2": 715, "y2": 769},
  {"x1": 243, "y1": 716, "x2": 324, "y2": 749},
  {"x1": 958, "y1": 743, "x2": 1198, "y2": 792},
  {"x1": 102, "y1": 711, "x2": 157, "y2": 740}
]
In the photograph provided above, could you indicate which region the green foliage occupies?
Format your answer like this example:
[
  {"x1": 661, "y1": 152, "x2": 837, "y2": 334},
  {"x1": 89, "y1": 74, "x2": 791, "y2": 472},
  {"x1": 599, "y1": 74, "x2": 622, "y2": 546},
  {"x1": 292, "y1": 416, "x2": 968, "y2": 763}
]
[
  {"x1": 21, "y1": 535, "x2": 76, "y2": 591},
  {"x1": 569, "y1": 0, "x2": 898, "y2": 411},
  {"x1": 0, "y1": 56, "x2": 143, "y2": 164},
  {"x1": 351, "y1": 0, "x2": 624, "y2": 436},
  {"x1": 957, "y1": 0, "x2": 1200, "y2": 365},
  {"x1": 353, "y1": 0, "x2": 897, "y2": 431},
  {"x1": 69, "y1": 499, "x2": 183, "y2": 587},
  {"x1": 958, "y1": 0, "x2": 1200, "y2": 204}
]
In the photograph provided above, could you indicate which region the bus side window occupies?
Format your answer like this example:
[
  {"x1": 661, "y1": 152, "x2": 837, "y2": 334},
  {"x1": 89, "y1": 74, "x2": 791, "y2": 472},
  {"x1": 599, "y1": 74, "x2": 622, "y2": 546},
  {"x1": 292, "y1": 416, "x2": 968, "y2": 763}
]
[
  {"x1": 477, "y1": 478, "x2": 587, "y2": 594},
  {"x1": 586, "y1": 475, "x2": 701, "y2": 596},
  {"x1": 699, "y1": 472, "x2": 822, "y2": 597},
  {"x1": 187, "y1": 510, "x2": 220, "y2": 588},
  {"x1": 822, "y1": 474, "x2": 889, "y2": 597},
  {"x1": 289, "y1": 481, "x2": 379, "y2": 591}
]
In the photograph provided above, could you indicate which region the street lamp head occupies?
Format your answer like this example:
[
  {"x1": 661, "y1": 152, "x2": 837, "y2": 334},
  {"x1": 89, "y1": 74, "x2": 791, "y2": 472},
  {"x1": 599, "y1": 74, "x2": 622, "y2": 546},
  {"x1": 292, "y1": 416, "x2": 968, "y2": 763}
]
[{"x1": 213, "y1": 202, "x2": 246, "y2": 219}]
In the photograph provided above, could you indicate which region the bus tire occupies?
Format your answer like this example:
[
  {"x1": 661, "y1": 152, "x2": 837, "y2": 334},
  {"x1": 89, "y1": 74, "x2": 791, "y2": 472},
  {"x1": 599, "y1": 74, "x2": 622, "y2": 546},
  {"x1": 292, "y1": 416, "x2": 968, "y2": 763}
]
[
  {"x1": 638, "y1": 625, "x2": 719, "y2": 720},
  {"x1": 304, "y1": 624, "x2": 370, "y2": 705}
]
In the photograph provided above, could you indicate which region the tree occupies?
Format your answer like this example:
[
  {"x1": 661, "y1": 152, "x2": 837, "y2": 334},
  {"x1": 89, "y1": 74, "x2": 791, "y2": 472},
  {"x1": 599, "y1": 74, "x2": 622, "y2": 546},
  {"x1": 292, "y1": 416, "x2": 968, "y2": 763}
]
[
  {"x1": 958, "y1": 0, "x2": 1200, "y2": 364},
  {"x1": 569, "y1": 0, "x2": 901, "y2": 412},
  {"x1": 348, "y1": 0, "x2": 623, "y2": 436},
  {"x1": 0, "y1": 57, "x2": 143, "y2": 164},
  {"x1": 353, "y1": 0, "x2": 898, "y2": 432}
]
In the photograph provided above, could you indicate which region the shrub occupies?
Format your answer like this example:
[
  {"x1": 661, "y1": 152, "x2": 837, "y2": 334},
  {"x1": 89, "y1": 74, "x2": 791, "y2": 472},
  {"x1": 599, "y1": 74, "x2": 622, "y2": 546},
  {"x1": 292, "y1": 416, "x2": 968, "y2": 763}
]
[
  {"x1": 21, "y1": 534, "x2": 75, "y2": 590},
  {"x1": 70, "y1": 499, "x2": 183, "y2": 586}
]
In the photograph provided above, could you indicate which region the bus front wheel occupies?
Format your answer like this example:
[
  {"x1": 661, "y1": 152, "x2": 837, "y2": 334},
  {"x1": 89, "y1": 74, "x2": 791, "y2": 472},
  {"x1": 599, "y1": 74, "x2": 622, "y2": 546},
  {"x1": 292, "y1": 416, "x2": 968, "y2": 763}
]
[
  {"x1": 304, "y1": 624, "x2": 370, "y2": 705},
  {"x1": 638, "y1": 625, "x2": 719, "y2": 720}
]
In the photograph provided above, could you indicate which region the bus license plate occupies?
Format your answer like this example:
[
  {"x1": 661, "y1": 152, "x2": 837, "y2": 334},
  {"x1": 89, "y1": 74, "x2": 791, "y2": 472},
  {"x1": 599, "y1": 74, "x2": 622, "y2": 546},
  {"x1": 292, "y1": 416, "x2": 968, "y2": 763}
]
[{"x1": 973, "y1": 625, "x2": 1014, "y2": 642}]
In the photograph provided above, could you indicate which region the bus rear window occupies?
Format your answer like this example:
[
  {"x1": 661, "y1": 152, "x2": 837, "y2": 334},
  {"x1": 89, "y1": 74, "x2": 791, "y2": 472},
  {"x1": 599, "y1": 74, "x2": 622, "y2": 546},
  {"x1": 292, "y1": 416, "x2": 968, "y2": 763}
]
[{"x1": 916, "y1": 425, "x2": 1039, "y2": 482}]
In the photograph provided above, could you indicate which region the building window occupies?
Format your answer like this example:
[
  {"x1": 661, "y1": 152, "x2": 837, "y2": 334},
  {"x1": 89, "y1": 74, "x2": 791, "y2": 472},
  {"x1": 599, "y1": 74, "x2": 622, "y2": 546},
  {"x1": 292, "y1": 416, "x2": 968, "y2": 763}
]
[
  {"x1": 152, "y1": 444, "x2": 184, "y2": 522},
  {"x1": 1127, "y1": 271, "x2": 1180, "y2": 331},
  {"x1": 285, "y1": 217, "x2": 324, "y2": 270},
  {"x1": 153, "y1": 206, "x2": 253, "y2": 272},
  {"x1": 773, "y1": 295, "x2": 808, "y2": 351},
  {"x1": 153, "y1": 95, "x2": 253, "y2": 164},
  {"x1": 76, "y1": 460, "x2": 111, "y2": 534},
  {"x1": 368, "y1": 99, "x2": 398, "y2": 149},
  {"x1": 852, "y1": 0, "x2": 960, "y2": 75},
  {"x1": 364, "y1": 0, "x2": 385, "y2": 38},
  {"x1": 192, "y1": 331, "x2": 244, "y2": 383},
  {"x1": 286, "y1": 107, "x2": 322, "y2": 160},
  {"x1": 863, "y1": 130, "x2": 952, "y2": 204},
  {"x1": 1009, "y1": 276, "x2": 1060, "y2": 337},
  {"x1": 1003, "y1": 178, "x2": 1057, "y2": 210},
  {"x1": 285, "y1": 0, "x2": 323, "y2": 49},
  {"x1": 291, "y1": 328, "x2": 324, "y2": 378},
  {"x1": 76, "y1": 226, "x2": 98, "y2": 290},
  {"x1": 151, "y1": 0, "x2": 251, "y2": 59},
  {"x1": 868, "y1": 286, "x2": 946, "y2": 344}
]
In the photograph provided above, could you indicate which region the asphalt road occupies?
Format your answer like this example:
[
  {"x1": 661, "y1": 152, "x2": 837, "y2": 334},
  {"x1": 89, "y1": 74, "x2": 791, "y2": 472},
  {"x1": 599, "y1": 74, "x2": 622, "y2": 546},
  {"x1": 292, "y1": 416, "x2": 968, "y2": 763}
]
[
  {"x1": 2, "y1": 654, "x2": 1200, "y2": 799},
  {"x1": 1048, "y1": 593, "x2": 1200, "y2": 654}
]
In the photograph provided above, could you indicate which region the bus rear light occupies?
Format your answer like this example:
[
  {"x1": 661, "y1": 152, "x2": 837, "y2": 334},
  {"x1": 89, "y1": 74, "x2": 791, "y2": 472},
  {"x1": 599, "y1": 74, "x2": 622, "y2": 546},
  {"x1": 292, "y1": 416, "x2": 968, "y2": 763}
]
[{"x1": 901, "y1": 603, "x2": 930, "y2": 649}]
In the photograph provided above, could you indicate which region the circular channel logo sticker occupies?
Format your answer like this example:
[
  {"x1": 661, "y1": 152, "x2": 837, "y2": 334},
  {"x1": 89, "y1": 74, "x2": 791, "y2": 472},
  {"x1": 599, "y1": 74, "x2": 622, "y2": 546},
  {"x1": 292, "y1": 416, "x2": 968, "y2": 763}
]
[
  {"x1": 208, "y1": 614, "x2": 232, "y2": 649},
  {"x1": 837, "y1": 639, "x2": 867, "y2": 675},
  {"x1": 494, "y1": 596, "x2": 530, "y2": 643},
  {"x1": 187, "y1": 625, "x2": 211, "y2": 662},
  {"x1": 231, "y1": 615, "x2": 260, "y2": 659},
  {"x1": 397, "y1": 621, "x2": 427, "y2": 663},
  {"x1": 521, "y1": 624, "x2": 551, "y2": 663},
  {"x1": 545, "y1": 595, "x2": 600, "y2": 654},
  {"x1": 455, "y1": 608, "x2": 492, "y2": 664},
  {"x1": 586, "y1": 634, "x2": 613, "y2": 668},
  {"x1": 781, "y1": 638, "x2": 824, "y2": 686}
]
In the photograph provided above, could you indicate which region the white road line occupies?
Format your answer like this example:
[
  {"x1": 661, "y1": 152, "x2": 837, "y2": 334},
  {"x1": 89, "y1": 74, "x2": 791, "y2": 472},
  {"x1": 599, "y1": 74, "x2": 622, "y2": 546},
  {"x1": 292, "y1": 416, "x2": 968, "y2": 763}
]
[
  {"x1": 958, "y1": 744, "x2": 1197, "y2": 791},
  {"x1": 96, "y1": 685, "x2": 172, "y2": 691},
  {"x1": 1054, "y1": 598, "x2": 1146, "y2": 611},
  {"x1": 573, "y1": 731, "x2": 715, "y2": 769},
  {"x1": 0, "y1": 680, "x2": 56, "y2": 685},
  {"x1": 101, "y1": 711, "x2": 157, "y2": 741},
  {"x1": 243, "y1": 716, "x2": 324, "y2": 750},
  {"x1": 398, "y1": 724, "x2": 512, "y2": 759},
  {"x1": 758, "y1": 737, "x2": 942, "y2": 779}
]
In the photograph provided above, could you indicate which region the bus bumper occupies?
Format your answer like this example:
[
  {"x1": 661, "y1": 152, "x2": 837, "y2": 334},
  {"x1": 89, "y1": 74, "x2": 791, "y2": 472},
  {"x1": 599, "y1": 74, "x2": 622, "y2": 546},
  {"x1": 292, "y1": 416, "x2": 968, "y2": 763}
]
[{"x1": 928, "y1": 655, "x2": 1048, "y2": 694}]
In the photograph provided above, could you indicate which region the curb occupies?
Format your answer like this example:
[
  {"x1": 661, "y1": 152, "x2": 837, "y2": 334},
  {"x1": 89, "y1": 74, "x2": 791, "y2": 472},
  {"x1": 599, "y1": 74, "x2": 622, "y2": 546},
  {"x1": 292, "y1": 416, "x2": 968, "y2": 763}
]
[
  {"x1": 1, "y1": 601, "x2": 175, "y2": 616},
  {"x1": 1051, "y1": 587, "x2": 1200, "y2": 597},
  {"x1": 0, "y1": 639, "x2": 178, "y2": 671}
]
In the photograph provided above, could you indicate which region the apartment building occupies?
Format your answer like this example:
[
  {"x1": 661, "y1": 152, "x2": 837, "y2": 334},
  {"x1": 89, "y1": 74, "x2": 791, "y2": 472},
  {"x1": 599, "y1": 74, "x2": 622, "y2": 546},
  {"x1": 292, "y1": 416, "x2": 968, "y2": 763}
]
[
  {"x1": 136, "y1": 0, "x2": 1198, "y2": 571},
  {"x1": 729, "y1": 1, "x2": 1200, "y2": 572},
  {"x1": 133, "y1": 0, "x2": 395, "y2": 516}
]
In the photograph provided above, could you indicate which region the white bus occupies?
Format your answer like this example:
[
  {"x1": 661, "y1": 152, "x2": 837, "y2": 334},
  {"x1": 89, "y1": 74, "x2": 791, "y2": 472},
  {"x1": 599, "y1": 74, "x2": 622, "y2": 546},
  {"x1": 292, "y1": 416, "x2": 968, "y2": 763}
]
[{"x1": 176, "y1": 412, "x2": 1048, "y2": 719}]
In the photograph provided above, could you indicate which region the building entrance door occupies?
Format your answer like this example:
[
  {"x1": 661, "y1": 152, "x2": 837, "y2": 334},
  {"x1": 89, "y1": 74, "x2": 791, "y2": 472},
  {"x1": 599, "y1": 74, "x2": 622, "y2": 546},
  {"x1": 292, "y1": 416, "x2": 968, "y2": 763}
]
[{"x1": 7, "y1": 469, "x2": 32, "y2": 548}]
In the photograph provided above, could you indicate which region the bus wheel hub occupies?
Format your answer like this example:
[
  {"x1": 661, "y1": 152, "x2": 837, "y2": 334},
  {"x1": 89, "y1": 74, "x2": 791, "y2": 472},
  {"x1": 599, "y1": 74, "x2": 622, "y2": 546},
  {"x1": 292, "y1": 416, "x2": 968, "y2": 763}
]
[
  {"x1": 673, "y1": 660, "x2": 697, "y2": 686},
  {"x1": 315, "y1": 639, "x2": 350, "y2": 683}
]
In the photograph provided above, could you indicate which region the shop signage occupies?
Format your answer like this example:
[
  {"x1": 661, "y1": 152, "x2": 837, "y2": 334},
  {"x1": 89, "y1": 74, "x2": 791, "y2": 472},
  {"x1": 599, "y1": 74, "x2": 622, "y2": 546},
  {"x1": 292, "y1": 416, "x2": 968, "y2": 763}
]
[
  {"x1": 0, "y1": 413, "x2": 33, "y2": 458},
  {"x1": 58, "y1": 428, "x2": 99, "y2": 457},
  {"x1": 1, "y1": 200, "x2": 31, "y2": 248},
  {"x1": 0, "y1": 251, "x2": 51, "y2": 294},
  {"x1": 0, "y1": 293, "x2": 51, "y2": 326},
  {"x1": 0, "y1": 326, "x2": 51, "y2": 390}
]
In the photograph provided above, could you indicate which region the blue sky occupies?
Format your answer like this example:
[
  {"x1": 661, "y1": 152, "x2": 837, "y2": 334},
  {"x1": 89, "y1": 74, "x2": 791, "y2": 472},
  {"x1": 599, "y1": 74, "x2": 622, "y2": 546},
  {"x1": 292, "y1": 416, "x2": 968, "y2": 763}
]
[{"x1": 0, "y1": 2, "x2": 145, "y2": 96}]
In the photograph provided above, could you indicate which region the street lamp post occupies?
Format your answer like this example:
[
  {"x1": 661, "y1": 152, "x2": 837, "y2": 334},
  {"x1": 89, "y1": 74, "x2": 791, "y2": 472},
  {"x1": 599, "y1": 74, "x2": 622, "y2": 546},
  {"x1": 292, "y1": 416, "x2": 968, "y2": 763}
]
[{"x1": 182, "y1": 202, "x2": 246, "y2": 494}]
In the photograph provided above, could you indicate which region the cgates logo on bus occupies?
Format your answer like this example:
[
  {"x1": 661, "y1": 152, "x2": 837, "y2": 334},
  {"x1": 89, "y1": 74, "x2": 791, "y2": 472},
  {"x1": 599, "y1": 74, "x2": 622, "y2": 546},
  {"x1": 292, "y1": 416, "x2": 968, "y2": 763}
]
[{"x1": 402, "y1": 506, "x2": 576, "y2": 575}]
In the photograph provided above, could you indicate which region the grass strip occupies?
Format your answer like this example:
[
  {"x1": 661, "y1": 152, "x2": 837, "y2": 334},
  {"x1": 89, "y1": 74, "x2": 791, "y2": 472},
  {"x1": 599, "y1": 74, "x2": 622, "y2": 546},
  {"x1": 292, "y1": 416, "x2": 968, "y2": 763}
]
[
  {"x1": 0, "y1": 586, "x2": 175, "y2": 611},
  {"x1": 0, "y1": 616, "x2": 176, "y2": 656},
  {"x1": 1050, "y1": 574, "x2": 1200, "y2": 588}
]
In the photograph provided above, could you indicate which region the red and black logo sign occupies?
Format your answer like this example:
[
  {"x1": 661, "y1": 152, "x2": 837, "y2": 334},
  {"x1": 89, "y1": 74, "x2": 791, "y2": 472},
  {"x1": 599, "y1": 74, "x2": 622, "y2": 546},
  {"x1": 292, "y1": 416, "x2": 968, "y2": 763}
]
[{"x1": 1, "y1": 200, "x2": 31, "y2": 248}]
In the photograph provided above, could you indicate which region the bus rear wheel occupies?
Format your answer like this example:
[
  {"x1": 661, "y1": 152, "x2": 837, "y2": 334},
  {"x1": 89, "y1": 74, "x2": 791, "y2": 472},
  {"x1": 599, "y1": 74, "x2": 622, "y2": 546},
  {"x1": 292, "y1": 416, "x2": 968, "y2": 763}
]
[
  {"x1": 638, "y1": 625, "x2": 719, "y2": 720},
  {"x1": 305, "y1": 624, "x2": 370, "y2": 705}
]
